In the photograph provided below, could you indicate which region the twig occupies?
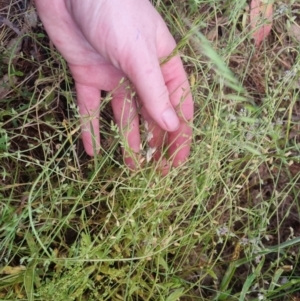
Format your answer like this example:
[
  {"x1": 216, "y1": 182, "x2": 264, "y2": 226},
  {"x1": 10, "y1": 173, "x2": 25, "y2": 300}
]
[{"x1": 0, "y1": 15, "x2": 22, "y2": 35}]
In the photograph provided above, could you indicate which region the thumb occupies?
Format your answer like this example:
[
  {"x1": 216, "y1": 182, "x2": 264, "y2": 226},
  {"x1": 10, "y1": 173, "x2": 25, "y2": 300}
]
[{"x1": 120, "y1": 47, "x2": 180, "y2": 132}]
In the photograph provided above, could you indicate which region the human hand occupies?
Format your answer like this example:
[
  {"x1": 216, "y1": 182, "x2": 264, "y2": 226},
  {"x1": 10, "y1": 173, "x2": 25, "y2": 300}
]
[{"x1": 35, "y1": 0, "x2": 193, "y2": 171}]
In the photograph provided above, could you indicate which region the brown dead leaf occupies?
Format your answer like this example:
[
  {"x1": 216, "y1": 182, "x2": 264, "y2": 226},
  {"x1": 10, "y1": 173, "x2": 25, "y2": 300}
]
[
  {"x1": 0, "y1": 265, "x2": 26, "y2": 275},
  {"x1": 24, "y1": 5, "x2": 38, "y2": 29},
  {"x1": 14, "y1": 283, "x2": 24, "y2": 299},
  {"x1": 288, "y1": 23, "x2": 300, "y2": 43},
  {"x1": 250, "y1": 0, "x2": 273, "y2": 47},
  {"x1": 0, "y1": 74, "x2": 18, "y2": 99}
]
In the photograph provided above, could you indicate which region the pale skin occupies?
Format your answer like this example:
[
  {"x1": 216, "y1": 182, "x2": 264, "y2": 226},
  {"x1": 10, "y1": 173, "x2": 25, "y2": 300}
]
[{"x1": 34, "y1": 0, "x2": 194, "y2": 171}]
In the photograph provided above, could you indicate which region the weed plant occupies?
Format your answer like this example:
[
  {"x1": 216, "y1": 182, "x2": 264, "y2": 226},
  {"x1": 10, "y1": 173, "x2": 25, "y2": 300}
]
[{"x1": 1, "y1": 0, "x2": 300, "y2": 300}]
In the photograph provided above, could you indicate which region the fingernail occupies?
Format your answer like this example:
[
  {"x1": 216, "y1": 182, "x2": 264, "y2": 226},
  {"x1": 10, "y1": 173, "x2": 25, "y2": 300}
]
[{"x1": 162, "y1": 108, "x2": 179, "y2": 131}]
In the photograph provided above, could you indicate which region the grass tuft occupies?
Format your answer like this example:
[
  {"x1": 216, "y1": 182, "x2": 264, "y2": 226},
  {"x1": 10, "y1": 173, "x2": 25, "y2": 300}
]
[{"x1": 1, "y1": 0, "x2": 300, "y2": 300}]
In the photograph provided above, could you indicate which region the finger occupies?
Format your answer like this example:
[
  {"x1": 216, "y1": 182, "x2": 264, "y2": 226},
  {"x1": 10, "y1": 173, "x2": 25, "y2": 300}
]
[
  {"x1": 142, "y1": 56, "x2": 194, "y2": 167},
  {"x1": 141, "y1": 109, "x2": 192, "y2": 171},
  {"x1": 161, "y1": 56, "x2": 193, "y2": 119},
  {"x1": 120, "y1": 45, "x2": 180, "y2": 132},
  {"x1": 161, "y1": 56, "x2": 194, "y2": 167},
  {"x1": 168, "y1": 123, "x2": 193, "y2": 167},
  {"x1": 111, "y1": 88, "x2": 140, "y2": 169},
  {"x1": 141, "y1": 107, "x2": 172, "y2": 175},
  {"x1": 140, "y1": 108, "x2": 165, "y2": 162},
  {"x1": 143, "y1": 115, "x2": 171, "y2": 176},
  {"x1": 121, "y1": 42, "x2": 193, "y2": 167},
  {"x1": 75, "y1": 82, "x2": 101, "y2": 156}
]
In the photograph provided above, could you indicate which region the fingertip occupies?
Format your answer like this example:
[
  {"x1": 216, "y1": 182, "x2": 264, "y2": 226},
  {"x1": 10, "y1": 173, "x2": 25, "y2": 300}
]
[
  {"x1": 74, "y1": 82, "x2": 101, "y2": 158},
  {"x1": 161, "y1": 107, "x2": 180, "y2": 132},
  {"x1": 168, "y1": 124, "x2": 193, "y2": 168},
  {"x1": 123, "y1": 153, "x2": 139, "y2": 170},
  {"x1": 172, "y1": 156, "x2": 188, "y2": 168},
  {"x1": 82, "y1": 131, "x2": 101, "y2": 157},
  {"x1": 158, "y1": 158, "x2": 170, "y2": 176}
]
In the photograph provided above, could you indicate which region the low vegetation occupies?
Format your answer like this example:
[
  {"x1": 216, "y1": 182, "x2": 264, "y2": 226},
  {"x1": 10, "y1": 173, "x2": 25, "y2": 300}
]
[{"x1": 1, "y1": 0, "x2": 300, "y2": 300}]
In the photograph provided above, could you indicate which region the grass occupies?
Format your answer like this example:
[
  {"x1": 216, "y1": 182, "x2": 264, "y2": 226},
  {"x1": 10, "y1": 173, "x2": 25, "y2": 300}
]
[{"x1": 1, "y1": 0, "x2": 300, "y2": 300}]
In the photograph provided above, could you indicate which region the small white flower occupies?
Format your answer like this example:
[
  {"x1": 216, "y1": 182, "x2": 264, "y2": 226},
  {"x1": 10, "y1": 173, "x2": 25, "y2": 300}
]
[
  {"x1": 280, "y1": 277, "x2": 288, "y2": 285},
  {"x1": 216, "y1": 226, "x2": 229, "y2": 236},
  {"x1": 284, "y1": 69, "x2": 297, "y2": 79},
  {"x1": 239, "y1": 108, "x2": 247, "y2": 117},
  {"x1": 146, "y1": 147, "x2": 156, "y2": 163},
  {"x1": 228, "y1": 114, "x2": 237, "y2": 121},
  {"x1": 144, "y1": 120, "x2": 149, "y2": 131},
  {"x1": 258, "y1": 293, "x2": 264, "y2": 300},
  {"x1": 147, "y1": 131, "x2": 153, "y2": 142},
  {"x1": 276, "y1": 5, "x2": 288, "y2": 15},
  {"x1": 255, "y1": 255, "x2": 262, "y2": 264},
  {"x1": 240, "y1": 237, "x2": 249, "y2": 246}
]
